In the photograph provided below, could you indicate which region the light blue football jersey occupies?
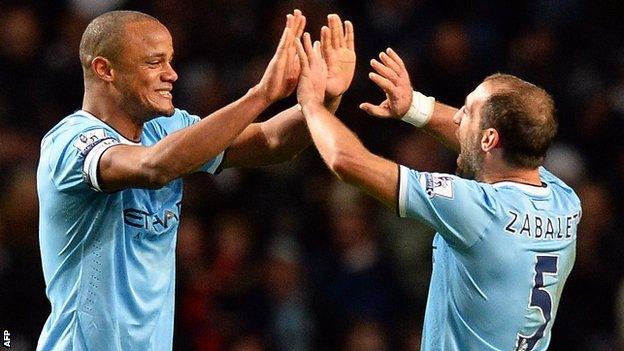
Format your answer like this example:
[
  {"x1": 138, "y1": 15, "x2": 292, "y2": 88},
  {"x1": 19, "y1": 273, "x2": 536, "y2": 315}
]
[
  {"x1": 397, "y1": 165, "x2": 580, "y2": 351},
  {"x1": 37, "y1": 109, "x2": 223, "y2": 351}
]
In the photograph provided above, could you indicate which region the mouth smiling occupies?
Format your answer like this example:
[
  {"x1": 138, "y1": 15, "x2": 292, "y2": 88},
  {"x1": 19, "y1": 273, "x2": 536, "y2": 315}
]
[{"x1": 156, "y1": 90, "x2": 172, "y2": 99}]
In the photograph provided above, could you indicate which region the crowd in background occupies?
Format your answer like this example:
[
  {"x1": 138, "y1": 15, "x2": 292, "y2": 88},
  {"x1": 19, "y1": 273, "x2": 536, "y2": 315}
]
[{"x1": 1, "y1": 0, "x2": 624, "y2": 350}]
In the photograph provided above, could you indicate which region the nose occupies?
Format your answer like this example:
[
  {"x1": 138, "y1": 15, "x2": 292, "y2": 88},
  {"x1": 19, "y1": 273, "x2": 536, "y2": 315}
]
[
  {"x1": 163, "y1": 62, "x2": 178, "y2": 83},
  {"x1": 453, "y1": 109, "x2": 462, "y2": 125}
]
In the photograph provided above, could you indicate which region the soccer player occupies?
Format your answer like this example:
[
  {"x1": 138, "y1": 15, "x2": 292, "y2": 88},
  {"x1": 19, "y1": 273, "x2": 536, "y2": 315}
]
[
  {"x1": 294, "y1": 33, "x2": 580, "y2": 350},
  {"x1": 36, "y1": 10, "x2": 355, "y2": 351}
]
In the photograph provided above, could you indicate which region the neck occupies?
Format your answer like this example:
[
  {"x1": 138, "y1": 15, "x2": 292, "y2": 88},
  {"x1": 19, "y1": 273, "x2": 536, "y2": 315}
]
[
  {"x1": 476, "y1": 157, "x2": 541, "y2": 185},
  {"x1": 82, "y1": 88, "x2": 143, "y2": 142}
]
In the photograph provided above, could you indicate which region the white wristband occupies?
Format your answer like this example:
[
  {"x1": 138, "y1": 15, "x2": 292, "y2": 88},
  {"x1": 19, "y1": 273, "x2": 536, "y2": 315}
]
[{"x1": 401, "y1": 91, "x2": 435, "y2": 127}]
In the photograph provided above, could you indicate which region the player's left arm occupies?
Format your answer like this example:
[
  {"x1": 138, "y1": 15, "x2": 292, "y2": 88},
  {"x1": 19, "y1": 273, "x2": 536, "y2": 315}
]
[
  {"x1": 295, "y1": 31, "x2": 398, "y2": 209},
  {"x1": 221, "y1": 14, "x2": 355, "y2": 168}
]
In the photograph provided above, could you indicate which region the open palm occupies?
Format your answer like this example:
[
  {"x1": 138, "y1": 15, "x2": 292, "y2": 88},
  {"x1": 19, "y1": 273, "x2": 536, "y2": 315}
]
[
  {"x1": 257, "y1": 10, "x2": 306, "y2": 103},
  {"x1": 322, "y1": 15, "x2": 355, "y2": 99}
]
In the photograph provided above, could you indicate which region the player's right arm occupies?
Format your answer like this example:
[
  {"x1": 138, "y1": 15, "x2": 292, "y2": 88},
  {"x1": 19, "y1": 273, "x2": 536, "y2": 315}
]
[
  {"x1": 97, "y1": 11, "x2": 304, "y2": 192},
  {"x1": 359, "y1": 48, "x2": 461, "y2": 152},
  {"x1": 220, "y1": 14, "x2": 356, "y2": 169}
]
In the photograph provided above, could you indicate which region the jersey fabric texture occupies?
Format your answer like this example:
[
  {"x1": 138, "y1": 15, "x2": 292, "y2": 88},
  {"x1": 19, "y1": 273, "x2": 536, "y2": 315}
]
[
  {"x1": 398, "y1": 165, "x2": 580, "y2": 351},
  {"x1": 37, "y1": 109, "x2": 223, "y2": 351}
]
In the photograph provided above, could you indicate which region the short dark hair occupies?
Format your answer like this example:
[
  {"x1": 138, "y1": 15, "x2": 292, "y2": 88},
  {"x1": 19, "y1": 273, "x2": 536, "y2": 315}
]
[
  {"x1": 480, "y1": 73, "x2": 557, "y2": 169},
  {"x1": 79, "y1": 10, "x2": 158, "y2": 73}
]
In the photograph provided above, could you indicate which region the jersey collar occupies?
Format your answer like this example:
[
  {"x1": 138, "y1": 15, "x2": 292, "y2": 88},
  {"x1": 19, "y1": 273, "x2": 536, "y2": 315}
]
[{"x1": 491, "y1": 181, "x2": 550, "y2": 196}]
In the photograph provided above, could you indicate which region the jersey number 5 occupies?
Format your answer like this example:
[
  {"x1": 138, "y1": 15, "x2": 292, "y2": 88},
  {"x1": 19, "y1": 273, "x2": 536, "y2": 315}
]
[{"x1": 515, "y1": 255, "x2": 559, "y2": 351}]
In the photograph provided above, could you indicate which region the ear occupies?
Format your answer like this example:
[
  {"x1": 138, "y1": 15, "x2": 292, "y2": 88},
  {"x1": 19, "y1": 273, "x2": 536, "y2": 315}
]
[
  {"x1": 480, "y1": 128, "x2": 500, "y2": 152},
  {"x1": 91, "y1": 56, "x2": 114, "y2": 82}
]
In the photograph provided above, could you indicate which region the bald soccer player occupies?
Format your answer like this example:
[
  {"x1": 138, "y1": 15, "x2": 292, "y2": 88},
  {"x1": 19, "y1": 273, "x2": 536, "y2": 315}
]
[{"x1": 37, "y1": 10, "x2": 355, "y2": 350}]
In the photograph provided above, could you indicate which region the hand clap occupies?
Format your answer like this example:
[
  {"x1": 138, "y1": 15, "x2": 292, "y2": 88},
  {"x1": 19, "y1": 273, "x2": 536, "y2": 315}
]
[
  {"x1": 256, "y1": 9, "x2": 306, "y2": 103},
  {"x1": 295, "y1": 33, "x2": 327, "y2": 107},
  {"x1": 322, "y1": 14, "x2": 355, "y2": 101}
]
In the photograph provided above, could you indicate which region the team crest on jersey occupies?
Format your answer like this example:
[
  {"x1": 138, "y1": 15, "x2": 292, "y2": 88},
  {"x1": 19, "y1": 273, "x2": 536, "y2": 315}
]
[{"x1": 423, "y1": 173, "x2": 454, "y2": 199}]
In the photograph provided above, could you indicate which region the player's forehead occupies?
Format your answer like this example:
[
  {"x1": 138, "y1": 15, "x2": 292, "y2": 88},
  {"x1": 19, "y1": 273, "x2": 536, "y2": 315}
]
[
  {"x1": 121, "y1": 20, "x2": 173, "y2": 57},
  {"x1": 466, "y1": 81, "x2": 494, "y2": 108}
]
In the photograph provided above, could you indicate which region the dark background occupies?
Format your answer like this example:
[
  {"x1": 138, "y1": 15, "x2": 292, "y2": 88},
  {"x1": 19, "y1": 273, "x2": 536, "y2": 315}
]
[{"x1": 1, "y1": 0, "x2": 623, "y2": 350}]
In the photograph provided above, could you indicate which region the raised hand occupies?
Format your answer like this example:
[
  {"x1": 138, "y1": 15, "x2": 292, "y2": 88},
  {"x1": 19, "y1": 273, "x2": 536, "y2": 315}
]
[
  {"x1": 295, "y1": 33, "x2": 327, "y2": 107},
  {"x1": 321, "y1": 14, "x2": 355, "y2": 100},
  {"x1": 256, "y1": 9, "x2": 306, "y2": 103},
  {"x1": 359, "y1": 48, "x2": 413, "y2": 119}
]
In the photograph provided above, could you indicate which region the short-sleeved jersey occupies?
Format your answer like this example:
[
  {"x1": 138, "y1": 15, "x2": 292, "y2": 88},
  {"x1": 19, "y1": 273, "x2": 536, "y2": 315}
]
[
  {"x1": 36, "y1": 109, "x2": 223, "y2": 351},
  {"x1": 398, "y1": 165, "x2": 580, "y2": 351}
]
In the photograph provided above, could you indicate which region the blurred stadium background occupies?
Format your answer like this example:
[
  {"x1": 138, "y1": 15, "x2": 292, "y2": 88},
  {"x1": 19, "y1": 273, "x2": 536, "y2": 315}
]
[{"x1": 1, "y1": 0, "x2": 624, "y2": 350}]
